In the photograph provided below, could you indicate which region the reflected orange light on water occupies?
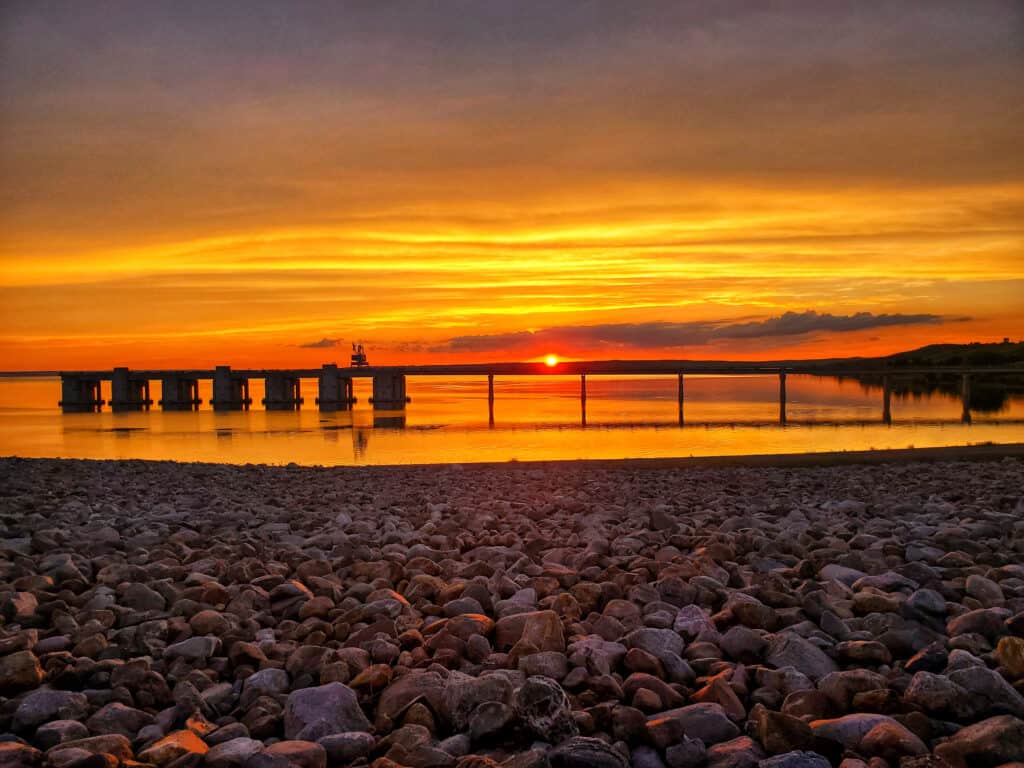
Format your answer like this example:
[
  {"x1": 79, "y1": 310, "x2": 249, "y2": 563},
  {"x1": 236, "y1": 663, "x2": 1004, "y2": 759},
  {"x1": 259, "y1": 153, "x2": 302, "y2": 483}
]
[{"x1": 1, "y1": 375, "x2": 1022, "y2": 466}]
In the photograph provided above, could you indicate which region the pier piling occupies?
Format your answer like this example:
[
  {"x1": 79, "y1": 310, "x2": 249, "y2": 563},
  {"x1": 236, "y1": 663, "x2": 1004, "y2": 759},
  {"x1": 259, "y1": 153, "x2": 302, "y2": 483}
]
[
  {"x1": 678, "y1": 372, "x2": 685, "y2": 426},
  {"x1": 488, "y1": 373, "x2": 495, "y2": 425},
  {"x1": 371, "y1": 374, "x2": 408, "y2": 410},
  {"x1": 779, "y1": 370, "x2": 787, "y2": 425},
  {"x1": 110, "y1": 367, "x2": 152, "y2": 411},
  {"x1": 882, "y1": 375, "x2": 892, "y2": 424},
  {"x1": 581, "y1": 374, "x2": 587, "y2": 427},
  {"x1": 316, "y1": 364, "x2": 355, "y2": 411},
  {"x1": 159, "y1": 375, "x2": 201, "y2": 410},
  {"x1": 961, "y1": 373, "x2": 972, "y2": 424},
  {"x1": 212, "y1": 366, "x2": 252, "y2": 411},
  {"x1": 263, "y1": 373, "x2": 303, "y2": 410},
  {"x1": 59, "y1": 375, "x2": 105, "y2": 413}
]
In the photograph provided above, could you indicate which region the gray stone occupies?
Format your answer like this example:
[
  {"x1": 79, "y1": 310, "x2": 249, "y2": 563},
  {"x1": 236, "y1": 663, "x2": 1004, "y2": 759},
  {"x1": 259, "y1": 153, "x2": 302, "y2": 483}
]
[
  {"x1": 548, "y1": 737, "x2": 629, "y2": 768},
  {"x1": 283, "y1": 683, "x2": 371, "y2": 740},
  {"x1": 12, "y1": 689, "x2": 88, "y2": 731},
  {"x1": 765, "y1": 633, "x2": 837, "y2": 681},
  {"x1": 204, "y1": 737, "x2": 263, "y2": 768},
  {"x1": 758, "y1": 751, "x2": 832, "y2": 768}
]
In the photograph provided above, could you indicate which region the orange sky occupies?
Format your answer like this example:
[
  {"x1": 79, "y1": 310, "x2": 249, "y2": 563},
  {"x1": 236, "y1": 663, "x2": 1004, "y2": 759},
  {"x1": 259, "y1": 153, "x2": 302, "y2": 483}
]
[{"x1": 1, "y1": 2, "x2": 1022, "y2": 370}]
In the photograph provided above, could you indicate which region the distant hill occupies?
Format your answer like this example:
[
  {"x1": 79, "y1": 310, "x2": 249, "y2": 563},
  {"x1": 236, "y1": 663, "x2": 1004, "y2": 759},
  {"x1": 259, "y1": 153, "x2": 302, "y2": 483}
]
[{"x1": 880, "y1": 340, "x2": 1024, "y2": 368}]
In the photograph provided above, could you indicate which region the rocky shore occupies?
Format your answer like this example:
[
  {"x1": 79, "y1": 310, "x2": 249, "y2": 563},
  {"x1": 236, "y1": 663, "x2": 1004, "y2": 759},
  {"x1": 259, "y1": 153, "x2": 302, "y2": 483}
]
[{"x1": 1, "y1": 455, "x2": 1023, "y2": 768}]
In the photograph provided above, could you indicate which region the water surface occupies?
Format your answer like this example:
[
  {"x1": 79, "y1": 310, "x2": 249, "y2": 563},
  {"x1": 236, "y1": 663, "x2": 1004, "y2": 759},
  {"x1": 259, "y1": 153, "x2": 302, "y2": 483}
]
[{"x1": 1, "y1": 374, "x2": 1021, "y2": 465}]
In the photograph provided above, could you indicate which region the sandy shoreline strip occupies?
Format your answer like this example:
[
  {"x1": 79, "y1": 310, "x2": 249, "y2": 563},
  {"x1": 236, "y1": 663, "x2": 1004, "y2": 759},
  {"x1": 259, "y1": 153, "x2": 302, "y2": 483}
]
[
  {"x1": 2, "y1": 440, "x2": 1023, "y2": 473},
  {"x1": 0, "y1": 449, "x2": 1022, "y2": 767}
]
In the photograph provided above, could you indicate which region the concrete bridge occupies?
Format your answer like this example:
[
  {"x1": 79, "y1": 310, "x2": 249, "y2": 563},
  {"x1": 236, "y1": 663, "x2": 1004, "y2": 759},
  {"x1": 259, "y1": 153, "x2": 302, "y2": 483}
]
[{"x1": 56, "y1": 361, "x2": 1023, "y2": 425}]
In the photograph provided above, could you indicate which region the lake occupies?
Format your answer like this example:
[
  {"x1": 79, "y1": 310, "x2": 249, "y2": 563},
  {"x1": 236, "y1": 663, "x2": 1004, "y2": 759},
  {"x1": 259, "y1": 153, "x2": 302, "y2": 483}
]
[{"x1": 1, "y1": 374, "x2": 1022, "y2": 466}]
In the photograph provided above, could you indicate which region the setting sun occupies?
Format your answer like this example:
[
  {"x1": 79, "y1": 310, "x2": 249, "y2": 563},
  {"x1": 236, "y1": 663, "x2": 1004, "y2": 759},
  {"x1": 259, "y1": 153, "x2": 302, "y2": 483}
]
[{"x1": 545, "y1": 355, "x2": 559, "y2": 367}]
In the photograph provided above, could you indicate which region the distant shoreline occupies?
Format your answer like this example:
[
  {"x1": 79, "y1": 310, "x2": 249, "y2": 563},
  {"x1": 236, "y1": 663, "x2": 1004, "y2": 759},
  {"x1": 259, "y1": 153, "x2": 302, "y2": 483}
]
[{"x1": 3, "y1": 441, "x2": 1022, "y2": 472}]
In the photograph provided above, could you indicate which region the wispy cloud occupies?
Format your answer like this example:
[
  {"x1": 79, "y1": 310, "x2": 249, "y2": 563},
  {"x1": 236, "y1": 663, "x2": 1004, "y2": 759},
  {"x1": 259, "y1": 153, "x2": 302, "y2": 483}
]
[
  {"x1": 437, "y1": 311, "x2": 956, "y2": 353},
  {"x1": 299, "y1": 337, "x2": 343, "y2": 349}
]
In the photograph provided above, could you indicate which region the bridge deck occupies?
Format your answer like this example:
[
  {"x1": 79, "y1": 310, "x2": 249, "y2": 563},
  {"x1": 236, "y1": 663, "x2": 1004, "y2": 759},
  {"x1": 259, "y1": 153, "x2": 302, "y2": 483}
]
[{"x1": 51, "y1": 361, "x2": 1024, "y2": 380}]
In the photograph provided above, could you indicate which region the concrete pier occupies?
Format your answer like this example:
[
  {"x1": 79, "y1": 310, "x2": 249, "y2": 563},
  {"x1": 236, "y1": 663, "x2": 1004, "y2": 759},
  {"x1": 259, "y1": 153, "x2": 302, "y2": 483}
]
[
  {"x1": 263, "y1": 373, "x2": 303, "y2": 410},
  {"x1": 488, "y1": 374, "x2": 495, "y2": 425},
  {"x1": 580, "y1": 374, "x2": 587, "y2": 427},
  {"x1": 961, "y1": 373, "x2": 972, "y2": 424},
  {"x1": 159, "y1": 375, "x2": 201, "y2": 410},
  {"x1": 110, "y1": 367, "x2": 152, "y2": 411},
  {"x1": 316, "y1": 364, "x2": 355, "y2": 411},
  {"x1": 59, "y1": 375, "x2": 105, "y2": 413},
  {"x1": 779, "y1": 371, "x2": 787, "y2": 425},
  {"x1": 212, "y1": 366, "x2": 252, "y2": 411},
  {"x1": 371, "y1": 374, "x2": 408, "y2": 410},
  {"x1": 678, "y1": 372, "x2": 685, "y2": 426}
]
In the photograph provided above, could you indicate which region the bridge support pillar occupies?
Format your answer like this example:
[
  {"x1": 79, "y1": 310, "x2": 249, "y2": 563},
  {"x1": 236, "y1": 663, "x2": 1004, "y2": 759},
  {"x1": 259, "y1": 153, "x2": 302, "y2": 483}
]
[
  {"x1": 882, "y1": 375, "x2": 892, "y2": 424},
  {"x1": 487, "y1": 374, "x2": 495, "y2": 425},
  {"x1": 581, "y1": 374, "x2": 587, "y2": 427},
  {"x1": 961, "y1": 373, "x2": 972, "y2": 424},
  {"x1": 59, "y1": 375, "x2": 105, "y2": 413},
  {"x1": 110, "y1": 367, "x2": 152, "y2": 411},
  {"x1": 779, "y1": 370, "x2": 787, "y2": 425},
  {"x1": 159, "y1": 376, "x2": 201, "y2": 410},
  {"x1": 677, "y1": 372, "x2": 685, "y2": 426},
  {"x1": 212, "y1": 366, "x2": 251, "y2": 411},
  {"x1": 317, "y1": 364, "x2": 355, "y2": 411},
  {"x1": 264, "y1": 373, "x2": 303, "y2": 410},
  {"x1": 371, "y1": 374, "x2": 408, "y2": 410}
]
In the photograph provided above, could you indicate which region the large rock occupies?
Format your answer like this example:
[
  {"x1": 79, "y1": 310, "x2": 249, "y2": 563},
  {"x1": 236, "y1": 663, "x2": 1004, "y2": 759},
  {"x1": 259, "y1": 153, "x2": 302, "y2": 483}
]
[
  {"x1": 514, "y1": 676, "x2": 578, "y2": 744},
  {"x1": 766, "y1": 634, "x2": 837, "y2": 681},
  {"x1": 317, "y1": 732, "x2": 376, "y2": 764},
  {"x1": 809, "y1": 714, "x2": 904, "y2": 750},
  {"x1": 933, "y1": 714, "x2": 1024, "y2": 768},
  {"x1": 85, "y1": 702, "x2": 154, "y2": 737},
  {"x1": 494, "y1": 610, "x2": 565, "y2": 651},
  {"x1": 948, "y1": 665, "x2": 1024, "y2": 717},
  {"x1": 707, "y1": 736, "x2": 766, "y2": 768},
  {"x1": 376, "y1": 671, "x2": 446, "y2": 729},
  {"x1": 0, "y1": 650, "x2": 44, "y2": 693},
  {"x1": 12, "y1": 689, "x2": 88, "y2": 731},
  {"x1": 137, "y1": 730, "x2": 209, "y2": 766},
  {"x1": 122, "y1": 582, "x2": 166, "y2": 611},
  {"x1": 204, "y1": 737, "x2": 263, "y2": 768},
  {"x1": 48, "y1": 735, "x2": 133, "y2": 762},
  {"x1": 647, "y1": 703, "x2": 741, "y2": 748},
  {"x1": 283, "y1": 683, "x2": 371, "y2": 740},
  {"x1": 263, "y1": 740, "x2": 327, "y2": 768},
  {"x1": 163, "y1": 635, "x2": 220, "y2": 663},
  {"x1": 675, "y1": 605, "x2": 719, "y2": 641},
  {"x1": 995, "y1": 636, "x2": 1024, "y2": 678},
  {"x1": 443, "y1": 671, "x2": 514, "y2": 730},
  {"x1": 34, "y1": 720, "x2": 89, "y2": 750},
  {"x1": 548, "y1": 736, "x2": 629, "y2": 768},
  {"x1": 903, "y1": 671, "x2": 973, "y2": 718},
  {"x1": 0, "y1": 742, "x2": 41, "y2": 767},
  {"x1": 758, "y1": 752, "x2": 831, "y2": 768},
  {"x1": 859, "y1": 720, "x2": 927, "y2": 759},
  {"x1": 623, "y1": 628, "x2": 685, "y2": 660}
]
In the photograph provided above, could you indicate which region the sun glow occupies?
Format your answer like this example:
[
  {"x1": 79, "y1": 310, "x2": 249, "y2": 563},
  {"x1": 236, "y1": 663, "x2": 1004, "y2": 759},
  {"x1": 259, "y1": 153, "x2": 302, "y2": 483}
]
[{"x1": 545, "y1": 354, "x2": 559, "y2": 367}]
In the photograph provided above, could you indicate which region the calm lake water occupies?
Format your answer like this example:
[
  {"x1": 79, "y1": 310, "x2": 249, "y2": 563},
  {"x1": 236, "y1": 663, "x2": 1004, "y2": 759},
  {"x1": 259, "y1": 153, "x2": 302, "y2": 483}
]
[{"x1": 1, "y1": 374, "x2": 1022, "y2": 465}]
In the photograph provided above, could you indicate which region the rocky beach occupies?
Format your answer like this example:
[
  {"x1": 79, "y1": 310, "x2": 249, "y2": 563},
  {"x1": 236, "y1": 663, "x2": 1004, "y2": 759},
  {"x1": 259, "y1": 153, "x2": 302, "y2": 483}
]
[{"x1": 1, "y1": 454, "x2": 1023, "y2": 768}]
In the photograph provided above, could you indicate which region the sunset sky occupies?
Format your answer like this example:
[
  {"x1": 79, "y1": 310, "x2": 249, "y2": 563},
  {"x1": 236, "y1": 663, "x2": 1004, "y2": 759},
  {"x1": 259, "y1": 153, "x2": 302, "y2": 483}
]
[{"x1": 1, "y1": 1, "x2": 1022, "y2": 370}]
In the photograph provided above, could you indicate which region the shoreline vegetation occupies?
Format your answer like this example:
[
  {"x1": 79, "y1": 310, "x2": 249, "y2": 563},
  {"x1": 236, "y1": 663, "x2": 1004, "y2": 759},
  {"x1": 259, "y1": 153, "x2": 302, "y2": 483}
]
[{"x1": 1, "y1": 452, "x2": 1023, "y2": 766}]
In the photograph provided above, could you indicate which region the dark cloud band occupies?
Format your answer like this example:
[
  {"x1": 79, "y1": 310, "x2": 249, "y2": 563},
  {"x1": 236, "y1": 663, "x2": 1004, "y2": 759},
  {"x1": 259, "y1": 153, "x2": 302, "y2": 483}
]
[{"x1": 438, "y1": 311, "x2": 955, "y2": 353}]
